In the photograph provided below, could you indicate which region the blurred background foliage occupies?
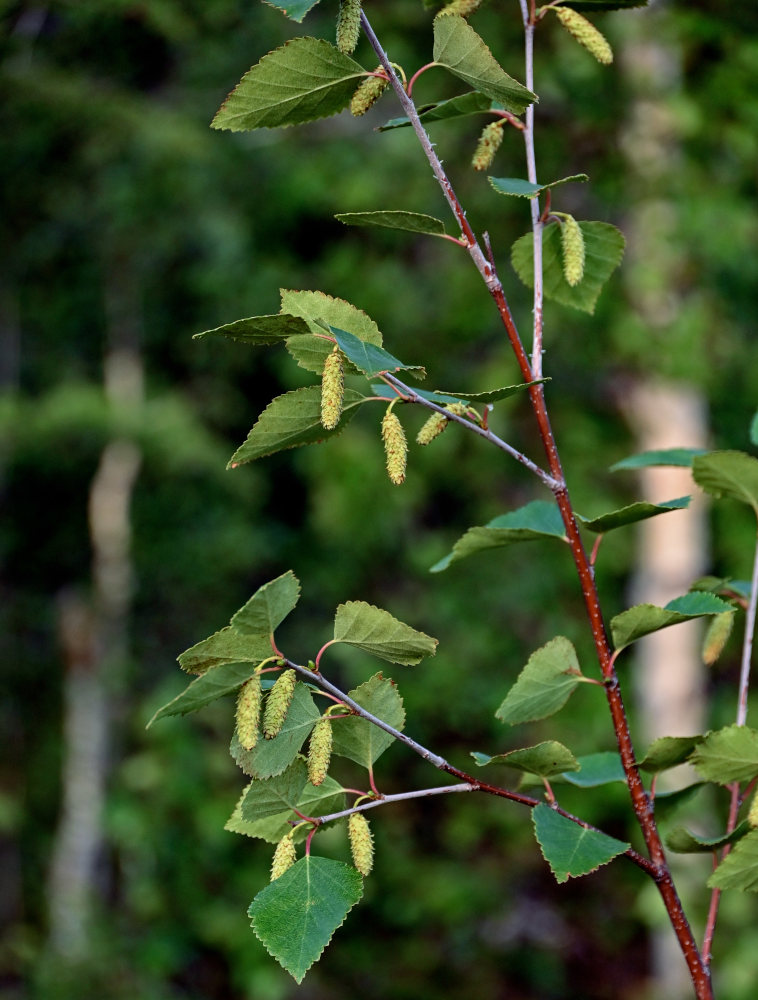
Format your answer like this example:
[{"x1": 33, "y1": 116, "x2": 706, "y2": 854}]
[{"x1": 2, "y1": 1, "x2": 757, "y2": 998}]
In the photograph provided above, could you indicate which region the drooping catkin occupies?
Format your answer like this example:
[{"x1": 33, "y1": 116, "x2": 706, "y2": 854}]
[
  {"x1": 472, "y1": 121, "x2": 504, "y2": 172},
  {"x1": 262, "y1": 668, "x2": 297, "y2": 739},
  {"x1": 381, "y1": 409, "x2": 407, "y2": 485},
  {"x1": 554, "y1": 7, "x2": 613, "y2": 65},
  {"x1": 348, "y1": 812, "x2": 374, "y2": 876},
  {"x1": 321, "y1": 348, "x2": 344, "y2": 430},
  {"x1": 702, "y1": 611, "x2": 735, "y2": 666},
  {"x1": 307, "y1": 718, "x2": 333, "y2": 786},
  {"x1": 437, "y1": 0, "x2": 482, "y2": 17},
  {"x1": 236, "y1": 674, "x2": 262, "y2": 750},
  {"x1": 560, "y1": 215, "x2": 585, "y2": 287},
  {"x1": 416, "y1": 403, "x2": 469, "y2": 446},
  {"x1": 271, "y1": 836, "x2": 297, "y2": 881},
  {"x1": 350, "y1": 72, "x2": 389, "y2": 117},
  {"x1": 336, "y1": 0, "x2": 362, "y2": 55},
  {"x1": 749, "y1": 790, "x2": 758, "y2": 830}
]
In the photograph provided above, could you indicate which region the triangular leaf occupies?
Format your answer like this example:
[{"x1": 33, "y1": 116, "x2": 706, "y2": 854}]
[
  {"x1": 330, "y1": 327, "x2": 426, "y2": 379},
  {"x1": 610, "y1": 593, "x2": 733, "y2": 652},
  {"x1": 562, "y1": 752, "x2": 626, "y2": 787},
  {"x1": 212, "y1": 38, "x2": 366, "y2": 132},
  {"x1": 228, "y1": 386, "x2": 367, "y2": 467},
  {"x1": 240, "y1": 758, "x2": 309, "y2": 822},
  {"x1": 332, "y1": 602, "x2": 437, "y2": 666},
  {"x1": 379, "y1": 91, "x2": 497, "y2": 131},
  {"x1": 260, "y1": 0, "x2": 323, "y2": 22},
  {"x1": 496, "y1": 636, "x2": 584, "y2": 725},
  {"x1": 148, "y1": 662, "x2": 260, "y2": 726},
  {"x1": 511, "y1": 221, "x2": 625, "y2": 315},
  {"x1": 248, "y1": 856, "x2": 363, "y2": 983},
  {"x1": 281, "y1": 289, "x2": 382, "y2": 375},
  {"x1": 430, "y1": 380, "x2": 547, "y2": 404},
  {"x1": 708, "y1": 829, "x2": 758, "y2": 892},
  {"x1": 226, "y1": 774, "x2": 345, "y2": 844},
  {"x1": 577, "y1": 496, "x2": 691, "y2": 534},
  {"x1": 331, "y1": 673, "x2": 405, "y2": 767},
  {"x1": 638, "y1": 735, "x2": 705, "y2": 773},
  {"x1": 532, "y1": 803, "x2": 630, "y2": 884},
  {"x1": 489, "y1": 174, "x2": 588, "y2": 198},
  {"x1": 690, "y1": 725, "x2": 758, "y2": 785},
  {"x1": 666, "y1": 821, "x2": 750, "y2": 855},
  {"x1": 431, "y1": 500, "x2": 566, "y2": 572},
  {"x1": 472, "y1": 741, "x2": 580, "y2": 777},
  {"x1": 178, "y1": 625, "x2": 273, "y2": 674},
  {"x1": 335, "y1": 211, "x2": 447, "y2": 237},
  {"x1": 230, "y1": 683, "x2": 321, "y2": 779},
  {"x1": 193, "y1": 313, "x2": 311, "y2": 346},
  {"x1": 693, "y1": 450, "x2": 758, "y2": 513},
  {"x1": 230, "y1": 571, "x2": 301, "y2": 636},
  {"x1": 433, "y1": 15, "x2": 536, "y2": 114},
  {"x1": 610, "y1": 447, "x2": 706, "y2": 471}
]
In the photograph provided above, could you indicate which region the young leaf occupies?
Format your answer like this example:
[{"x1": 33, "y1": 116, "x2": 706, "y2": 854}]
[
  {"x1": 331, "y1": 673, "x2": 405, "y2": 768},
  {"x1": 610, "y1": 447, "x2": 706, "y2": 471},
  {"x1": 562, "y1": 752, "x2": 626, "y2": 787},
  {"x1": 432, "y1": 15, "x2": 536, "y2": 114},
  {"x1": 228, "y1": 387, "x2": 367, "y2": 467},
  {"x1": 230, "y1": 570, "x2": 301, "y2": 636},
  {"x1": 692, "y1": 450, "x2": 758, "y2": 513},
  {"x1": 666, "y1": 821, "x2": 749, "y2": 855},
  {"x1": 261, "y1": 0, "x2": 323, "y2": 21},
  {"x1": 638, "y1": 735, "x2": 705, "y2": 774},
  {"x1": 489, "y1": 174, "x2": 588, "y2": 198},
  {"x1": 248, "y1": 856, "x2": 364, "y2": 983},
  {"x1": 148, "y1": 662, "x2": 261, "y2": 726},
  {"x1": 690, "y1": 725, "x2": 758, "y2": 785},
  {"x1": 379, "y1": 92, "x2": 497, "y2": 131},
  {"x1": 193, "y1": 313, "x2": 311, "y2": 346},
  {"x1": 332, "y1": 602, "x2": 438, "y2": 665},
  {"x1": 610, "y1": 593, "x2": 733, "y2": 652},
  {"x1": 240, "y1": 758, "x2": 309, "y2": 822},
  {"x1": 511, "y1": 221, "x2": 625, "y2": 314},
  {"x1": 577, "y1": 496, "x2": 691, "y2": 534},
  {"x1": 226, "y1": 775, "x2": 345, "y2": 844},
  {"x1": 431, "y1": 500, "x2": 566, "y2": 572},
  {"x1": 496, "y1": 636, "x2": 585, "y2": 725},
  {"x1": 472, "y1": 741, "x2": 580, "y2": 777},
  {"x1": 707, "y1": 829, "x2": 758, "y2": 892},
  {"x1": 330, "y1": 327, "x2": 426, "y2": 379},
  {"x1": 178, "y1": 626, "x2": 273, "y2": 674},
  {"x1": 211, "y1": 38, "x2": 366, "y2": 132},
  {"x1": 532, "y1": 804, "x2": 630, "y2": 884},
  {"x1": 231, "y1": 683, "x2": 321, "y2": 779},
  {"x1": 334, "y1": 211, "x2": 447, "y2": 237}
]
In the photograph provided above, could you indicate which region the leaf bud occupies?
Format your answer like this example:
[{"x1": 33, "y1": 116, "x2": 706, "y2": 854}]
[
  {"x1": 270, "y1": 835, "x2": 297, "y2": 881},
  {"x1": 348, "y1": 812, "x2": 374, "y2": 876},
  {"x1": 560, "y1": 215, "x2": 585, "y2": 287},
  {"x1": 471, "y1": 121, "x2": 504, "y2": 172},
  {"x1": 437, "y1": 0, "x2": 482, "y2": 17},
  {"x1": 350, "y1": 71, "x2": 389, "y2": 117},
  {"x1": 235, "y1": 673, "x2": 262, "y2": 751},
  {"x1": 263, "y1": 668, "x2": 297, "y2": 739},
  {"x1": 702, "y1": 611, "x2": 735, "y2": 666},
  {"x1": 321, "y1": 348, "x2": 345, "y2": 430},
  {"x1": 307, "y1": 718, "x2": 333, "y2": 786},
  {"x1": 554, "y1": 7, "x2": 613, "y2": 65},
  {"x1": 336, "y1": 0, "x2": 362, "y2": 55},
  {"x1": 381, "y1": 409, "x2": 407, "y2": 485}
]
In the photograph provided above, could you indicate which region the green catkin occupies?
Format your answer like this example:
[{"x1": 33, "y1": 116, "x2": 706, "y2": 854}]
[
  {"x1": 350, "y1": 72, "x2": 389, "y2": 117},
  {"x1": 749, "y1": 789, "x2": 758, "y2": 830},
  {"x1": 471, "y1": 120, "x2": 504, "y2": 172},
  {"x1": 702, "y1": 611, "x2": 735, "y2": 666},
  {"x1": 437, "y1": 0, "x2": 482, "y2": 17},
  {"x1": 262, "y1": 668, "x2": 297, "y2": 739},
  {"x1": 554, "y1": 7, "x2": 613, "y2": 65},
  {"x1": 235, "y1": 674, "x2": 262, "y2": 750},
  {"x1": 270, "y1": 836, "x2": 297, "y2": 881},
  {"x1": 321, "y1": 348, "x2": 344, "y2": 430},
  {"x1": 307, "y1": 718, "x2": 333, "y2": 786},
  {"x1": 416, "y1": 403, "x2": 469, "y2": 445},
  {"x1": 348, "y1": 812, "x2": 374, "y2": 876},
  {"x1": 336, "y1": 0, "x2": 362, "y2": 55},
  {"x1": 560, "y1": 215, "x2": 585, "y2": 287},
  {"x1": 381, "y1": 409, "x2": 407, "y2": 485}
]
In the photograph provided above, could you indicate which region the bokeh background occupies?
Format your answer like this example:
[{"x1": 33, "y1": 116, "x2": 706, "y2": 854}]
[{"x1": 3, "y1": 1, "x2": 758, "y2": 998}]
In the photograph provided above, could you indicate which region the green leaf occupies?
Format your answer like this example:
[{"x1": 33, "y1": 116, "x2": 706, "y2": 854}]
[
  {"x1": 230, "y1": 683, "x2": 321, "y2": 779},
  {"x1": 708, "y1": 830, "x2": 758, "y2": 892},
  {"x1": 562, "y1": 752, "x2": 626, "y2": 787},
  {"x1": 178, "y1": 625, "x2": 273, "y2": 674},
  {"x1": 512, "y1": 221, "x2": 625, "y2": 315},
  {"x1": 690, "y1": 725, "x2": 758, "y2": 785},
  {"x1": 281, "y1": 289, "x2": 382, "y2": 375},
  {"x1": 693, "y1": 450, "x2": 758, "y2": 513},
  {"x1": 666, "y1": 821, "x2": 750, "y2": 855},
  {"x1": 193, "y1": 313, "x2": 311, "y2": 346},
  {"x1": 248, "y1": 856, "x2": 363, "y2": 982},
  {"x1": 496, "y1": 637, "x2": 584, "y2": 725},
  {"x1": 211, "y1": 38, "x2": 366, "y2": 132},
  {"x1": 489, "y1": 174, "x2": 588, "y2": 199},
  {"x1": 260, "y1": 0, "x2": 323, "y2": 22},
  {"x1": 148, "y1": 662, "x2": 260, "y2": 726},
  {"x1": 228, "y1": 387, "x2": 366, "y2": 467},
  {"x1": 430, "y1": 380, "x2": 547, "y2": 404},
  {"x1": 226, "y1": 774, "x2": 345, "y2": 844},
  {"x1": 610, "y1": 447, "x2": 706, "y2": 471},
  {"x1": 638, "y1": 735, "x2": 705, "y2": 773},
  {"x1": 532, "y1": 804, "x2": 630, "y2": 884},
  {"x1": 472, "y1": 741, "x2": 580, "y2": 777},
  {"x1": 610, "y1": 593, "x2": 734, "y2": 652},
  {"x1": 750, "y1": 412, "x2": 758, "y2": 447},
  {"x1": 431, "y1": 500, "x2": 566, "y2": 572},
  {"x1": 332, "y1": 602, "x2": 438, "y2": 666},
  {"x1": 433, "y1": 15, "x2": 536, "y2": 114},
  {"x1": 230, "y1": 571, "x2": 301, "y2": 636},
  {"x1": 577, "y1": 496, "x2": 691, "y2": 534},
  {"x1": 330, "y1": 327, "x2": 426, "y2": 379},
  {"x1": 371, "y1": 385, "x2": 469, "y2": 406},
  {"x1": 379, "y1": 91, "x2": 496, "y2": 131},
  {"x1": 240, "y1": 758, "x2": 309, "y2": 822},
  {"x1": 334, "y1": 211, "x2": 447, "y2": 237},
  {"x1": 654, "y1": 784, "x2": 704, "y2": 824},
  {"x1": 331, "y1": 673, "x2": 405, "y2": 768},
  {"x1": 560, "y1": 1, "x2": 649, "y2": 10}
]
